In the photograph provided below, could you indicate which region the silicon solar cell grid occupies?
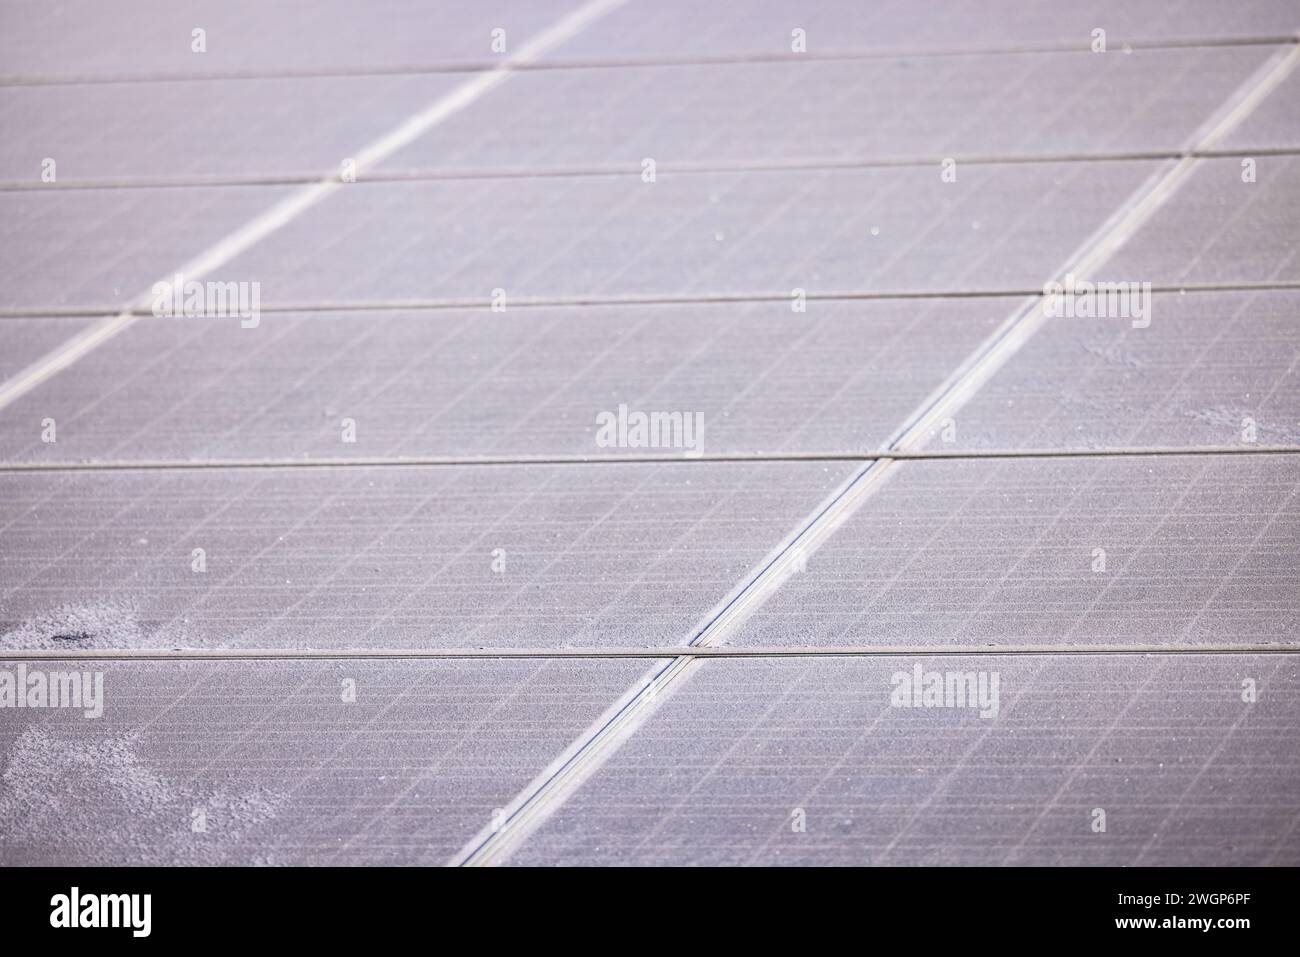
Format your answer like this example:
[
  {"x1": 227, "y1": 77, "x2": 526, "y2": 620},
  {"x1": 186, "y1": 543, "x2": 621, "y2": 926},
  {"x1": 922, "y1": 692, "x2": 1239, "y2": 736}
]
[{"x1": 1, "y1": 0, "x2": 1298, "y2": 866}]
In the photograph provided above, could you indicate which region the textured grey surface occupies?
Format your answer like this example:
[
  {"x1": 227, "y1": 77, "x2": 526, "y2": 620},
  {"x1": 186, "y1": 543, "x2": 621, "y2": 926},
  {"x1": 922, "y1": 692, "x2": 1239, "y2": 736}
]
[
  {"x1": 2, "y1": 159, "x2": 1158, "y2": 312},
  {"x1": 0, "y1": 74, "x2": 463, "y2": 183},
  {"x1": 509, "y1": 655, "x2": 1300, "y2": 866},
  {"x1": 0, "y1": 461, "x2": 852, "y2": 650},
  {"x1": 1098, "y1": 155, "x2": 1300, "y2": 286},
  {"x1": 212, "y1": 160, "x2": 1158, "y2": 305},
  {"x1": 375, "y1": 46, "x2": 1271, "y2": 173},
  {"x1": 557, "y1": 0, "x2": 1300, "y2": 61},
  {"x1": 1221, "y1": 66, "x2": 1300, "y2": 151},
  {"x1": 0, "y1": 0, "x2": 590, "y2": 80},
  {"x1": 3, "y1": 0, "x2": 1299, "y2": 870},
  {"x1": 0, "y1": 318, "x2": 94, "y2": 381},
  {"x1": 0, "y1": 184, "x2": 294, "y2": 312},
  {"x1": 0, "y1": 657, "x2": 649, "y2": 865},
  {"x1": 727, "y1": 455, "x2": 1300, "y2": 649},
  {"x1": 3, "y1": 46, "x2": 1273, "y2": 184},
  {"x1": 924, "y1": 289, "x2": 1300, "y2": 450},
  {"x1": 0, "y1": 298, "x2": 1006, "y2": 462},
  {"x1": 4, "y1": 0, "x2": 1295, "y2": 82}
]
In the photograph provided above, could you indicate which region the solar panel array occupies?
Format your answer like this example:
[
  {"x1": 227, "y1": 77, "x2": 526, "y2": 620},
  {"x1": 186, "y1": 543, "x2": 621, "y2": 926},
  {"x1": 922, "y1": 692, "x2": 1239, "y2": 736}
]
[{"x1": 1, "y1": 0, "x2": 1297, "y2": 866}]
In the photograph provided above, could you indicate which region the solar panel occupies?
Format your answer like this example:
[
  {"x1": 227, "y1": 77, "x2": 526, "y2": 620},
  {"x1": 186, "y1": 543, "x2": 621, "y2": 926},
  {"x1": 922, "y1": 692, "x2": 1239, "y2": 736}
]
[
  {"x1": 943, "y1": 289, "x2": 1300, "y2": 449},
  {"x1": 0, "y1": 462, "x2": 854, "y2": 651},
  {"x1": 507, "y1": 655, "x2": 1300, "y2": 866},
  {"x1": 0, "y1": 299, "x2": 1011, "y2": 461},
  {"x1": 0, "y1": 656, "x2": 652, "y2": 864},
  {"x1": 1, "y1": 0, "x2": 1297, "y2": 875}
]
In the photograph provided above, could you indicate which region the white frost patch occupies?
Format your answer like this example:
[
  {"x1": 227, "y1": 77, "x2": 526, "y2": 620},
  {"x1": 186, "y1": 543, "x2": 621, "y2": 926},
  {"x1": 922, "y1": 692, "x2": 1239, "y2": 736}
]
[
  {"x1": 0, "y1": 727, "x2": 285, "y2": 864},
  {"x1": 0, "y1": 600, "x2": 146, "y2": 650}
]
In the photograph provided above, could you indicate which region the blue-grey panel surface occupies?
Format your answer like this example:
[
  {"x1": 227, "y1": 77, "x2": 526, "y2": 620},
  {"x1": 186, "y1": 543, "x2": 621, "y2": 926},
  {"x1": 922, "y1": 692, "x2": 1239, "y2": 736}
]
[
  {"x1": 0, "y1": 461, "x2": 852, "y2": 651},
  {"x1": 1, "y1": 46, "x2": 1272, "y2": 184},
  {"x1": 920, "y1": 289, "x2": 1300, "y2": 450},
  {"x1": 0, "y1": 184, "x2": 297, "y2": 312},
  {"x1": 3, "y1": 0, "x2": 1297, "y2": 871},
  {"x1": 1098, "y1": 156, "x2": 1300, "y2": 286},
  {"x1": 211, "y1": 160, "x2": 1159, "y2": 305},
  {"x1": 727, "y1": 454, "x2": 1300, "y2": 649},
  {"x1": 1220, "y1": 66, "x2": 1300, "y2": 151},
  {"x1": 0, "y1": 317, "x2": 95, "y2": 381},
  {"x1": 0, "y1": 298, "x2": 1007, "y2": 462},
  {"x1": 0, "y1": 0, "x2": 591, "y2": 80},
  {"x1": 0, "y1": 657, "x2": 649, "y2": 865},
  {"x1": 510, "y1": 655, "x2": 1300, "y2": 866},
  {"x1": 557, "y1": 0, "x2": 1300, "y2": 62}
]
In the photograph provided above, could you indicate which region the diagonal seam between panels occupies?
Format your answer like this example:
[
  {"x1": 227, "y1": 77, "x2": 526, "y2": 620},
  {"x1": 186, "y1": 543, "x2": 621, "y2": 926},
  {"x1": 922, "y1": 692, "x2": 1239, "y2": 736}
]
[
  {"x1": 0, "y1": 0, "x2": 631, "y2": 415},
  {"x1": 1, "y1": 33, "x2": 1293, "y2": 88},
  {"x1": 449, "y1": 42, "x2": 1300, "y2": 868},
  {"x1": 8, "y1": 279, "x2": 1300, "y2": 321},
  {"x1": 3, "y1": 446, "x2": 1298, "y2": 473},
  {"x1": 4, "y1": 646, "x2": 1298, "y2": 663}
]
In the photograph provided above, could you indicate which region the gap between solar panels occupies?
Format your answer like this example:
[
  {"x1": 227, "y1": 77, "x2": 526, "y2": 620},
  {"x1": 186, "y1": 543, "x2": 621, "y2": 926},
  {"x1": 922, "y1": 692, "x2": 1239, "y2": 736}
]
[
  {"x1": 0, "y1": 0, "x2": 631, "y2": 415},
  {"x1": 5, "y1": 279, "x2": 1300, "y2": 322},
  {"x1": 451, "y1": 42, "x2": 1300, "y2": 868},
  {"x1": 2, "y1": 32, "x2": 1292, "y2": 88},
  {"x1": 2, "y1": 446, "x2": 1298, "y2": 473},
  {"x1": 7, "y1": 146, "x2": 1300, "y2": 193},
  {"x1": 3, "y1": 646, "x2": 1295, "y2": 662}
]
